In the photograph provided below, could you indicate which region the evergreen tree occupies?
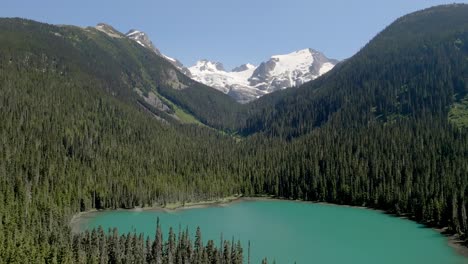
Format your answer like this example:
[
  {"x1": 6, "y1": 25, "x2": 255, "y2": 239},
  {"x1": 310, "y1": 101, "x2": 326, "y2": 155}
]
[{"x1": 152, "y1": 217, "x2": 163, "y2": 264}]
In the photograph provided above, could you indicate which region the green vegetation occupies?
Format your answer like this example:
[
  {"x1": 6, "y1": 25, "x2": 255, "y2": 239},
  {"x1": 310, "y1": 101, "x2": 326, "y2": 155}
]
[
  {"x1": 73, "y1": 220, "x2": 245, "y2": 264},
  {"x1": 239, "y1": 4, "x2": 468, "y2": 138},
  {"x1": 0, "y1": 17, "x2": 242, "y2": 130},
  {"x1": 157, "y1": 85, "x2": 246, "y2": 132},
  {"x1": 174, "y1": 106, "x2": 201, "y2": 124},
  {"x1": 0, "y1": 4, "x2": 467, "y2": 263},
  {"x1": 160, "y1": 96, "x2": 202, "y2": 125},
  {"x1": 449, "y1": 95, "x2": 468, "y2": 128},
  {"x1": 0, "y1": 43, "x2": 244, "y2": 262}
]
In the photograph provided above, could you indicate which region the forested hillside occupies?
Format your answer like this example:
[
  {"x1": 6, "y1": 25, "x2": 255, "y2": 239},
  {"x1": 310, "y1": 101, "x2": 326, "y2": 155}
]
[
  {"x1": 0, "y1": 18, "x2": 244, "y2": 129},
  {"x1": 240, "y1": 4, "x2": 468, "y2": 138},
  {"x1": 0, "y1": 45, "x2": 246, "y2": 262},
  {"x1": 0, "y1": 4, "x2": 467, "y2": 263}
]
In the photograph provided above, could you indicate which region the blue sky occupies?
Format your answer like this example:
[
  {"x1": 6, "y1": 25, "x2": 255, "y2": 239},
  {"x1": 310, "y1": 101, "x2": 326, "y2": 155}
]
[{"x1": 1, "y1": 0, "x2": 466, "y2": 70}]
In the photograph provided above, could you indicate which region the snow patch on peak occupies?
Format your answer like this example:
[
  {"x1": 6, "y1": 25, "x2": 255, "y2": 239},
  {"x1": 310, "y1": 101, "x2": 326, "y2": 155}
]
[
  {"x1": 271, "y1": 48, "x2": 313, "y2": 58},
  {"x1": 126, "y1": 29, "x2": 141, "y2": 37},
  {"x1": 189, "y1": 60, "x2": 255, "y2": 95},
  {"x1": 232, "y1": 63, "x2": 256, "y2": 72},
  {"x1": 95, "y1": 23, "x2": 123, "y2": 38},
  {"x1": 319, "y1": 62, "x2": 334, "y2": 75},
  {"x1": 125, "y1": 28, "x2": 192, "y2": 77},
  {"x1": 125, "y1": 29, "x2": 161, "y2": 55},
  {"x1": 188, "y1": 48, "x2": 338, "y2": 103},
  {"x1": 136, "y1": 40, "x2": 146, "y2": 48},
  {"x1": 269, "y1": 49, "x2": 315, "y2": 82},
  {"x1": 193, "y1": 60, "x2": 225, "y2": 72},
  {"x1": 163, "y1": 55, "x2": 177, "y2": 63}
]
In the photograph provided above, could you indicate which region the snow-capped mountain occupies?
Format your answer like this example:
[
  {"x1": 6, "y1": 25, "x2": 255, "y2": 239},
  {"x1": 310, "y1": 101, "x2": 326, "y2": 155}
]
[
  {"x1": 123, "y1": 27, "x2": 337, "y2": 103},
  {"x1": 126, "y1": 29, "x2": 162, "y2": 55},
  {"x1": 249, "y1": 49, "x2": 336, "y2": 92},
  {"x1": 189, "y1": 49, "x2": 338, "y2": 103},
  {"x1": 188, "y1": 60, "x2": 256, "y2": 94},
  {"x1": 125, "y1": 29, "x2": 192, "y2": 77}
]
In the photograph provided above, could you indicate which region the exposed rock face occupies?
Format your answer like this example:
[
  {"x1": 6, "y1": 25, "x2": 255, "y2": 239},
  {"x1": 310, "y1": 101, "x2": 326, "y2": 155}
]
[
  {"x1": 123, "y1": 26, "x2": 338, "y2": 103},
  {"x1": 248, "y1": 49, "x2": 337, "y2": 93},
  {"x1": 125, "y1": 29, "x2": 192, "y2": 77},
  {"x1": 95, "y1": 23, "x2": 124, "y2": 38},
  {"x1": 189, "y1": 49, "x2": 338, "y2": 103},
  {"x1": 126, "y1": 29, "x2": 162, "y2": 55},
  {"x1": 232, "y1": 64, "x2": 256, "y2": 72}
]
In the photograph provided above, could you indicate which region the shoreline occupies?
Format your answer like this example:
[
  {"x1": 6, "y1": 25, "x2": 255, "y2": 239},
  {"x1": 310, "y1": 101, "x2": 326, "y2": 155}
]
[
  {"x1": 434, "y1": 227, "x2": 468, "y2": 259},
  {"x1": 69, "y1": 195, "x2": 243, "y2": 233},
  {"x1": 70, "y1": 195, "x2": 468, "y2": 259}
]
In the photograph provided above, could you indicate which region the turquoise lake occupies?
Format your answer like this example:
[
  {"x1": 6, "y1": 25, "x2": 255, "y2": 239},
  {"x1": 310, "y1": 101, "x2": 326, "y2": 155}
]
[{"x1": 81, "y1": 200, "x2": 466, "y2": 264}]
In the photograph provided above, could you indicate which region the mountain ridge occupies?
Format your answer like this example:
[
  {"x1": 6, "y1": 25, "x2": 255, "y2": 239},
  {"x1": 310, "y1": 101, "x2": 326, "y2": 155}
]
[
  {"x1": 240, "y1": 3, "x2": 468, "y2": 138},
  {"x1": 122, "y1": 27, "x2": 338, "y2": 103},
  {"x1": 189, "y1": 48, "x2": 338, "y2": 103},
  {"x1": 125, "y1": 29, "x2": 193, "y2": 77}
]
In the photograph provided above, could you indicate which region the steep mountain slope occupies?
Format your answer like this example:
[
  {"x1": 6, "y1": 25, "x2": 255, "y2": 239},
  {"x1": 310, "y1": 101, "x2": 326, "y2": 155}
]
[
  {"x1": 189, "y1": 49, "x2": 338, "y2": 103},
  {"x1": 0, "y1": 18, "x2": 251, "y2": 262},
  {"x1": 125, "y1": 28, "x2": 162, "y2": 55},
  {"x1": 125, "y1": 29, "x2": 193, "y2": 77},
  {"x1": 119, "y1": 27, "x2": 245, "y2": 130},
  {"x1": 122, "y1": 27, "x2": 337, "y2": 104},
  {"x1": 0, "y1": 19, "x2": 245, "y2": 130},
  {"x1": 248, "y1": 49, "x2": 336, "y2": 91},
  {"x1": 241, "y1": 4, "x2": 468, "y2": 138}
]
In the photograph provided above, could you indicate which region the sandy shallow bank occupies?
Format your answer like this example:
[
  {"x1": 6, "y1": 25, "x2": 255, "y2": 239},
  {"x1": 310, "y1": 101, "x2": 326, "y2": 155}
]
[
  {"x1": 70, "y1": 196, "x2": 468, "y2": 258},
  {"x1": 70, "y1": 195, "x2": 243, "y2": 233}
]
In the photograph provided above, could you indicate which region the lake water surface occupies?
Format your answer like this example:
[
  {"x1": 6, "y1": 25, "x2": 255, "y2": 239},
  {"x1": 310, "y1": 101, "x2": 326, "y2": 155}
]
[{"x1": 81, "y1": 200, "x2": 466, "y2": 264}]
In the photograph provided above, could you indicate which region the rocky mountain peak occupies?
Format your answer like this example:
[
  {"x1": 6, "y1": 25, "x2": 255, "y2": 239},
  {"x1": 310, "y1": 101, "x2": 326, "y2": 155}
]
[
  {"x1": 195, "y1": 60, "x2": 225, "y2": 72},
  {"x1": 232, "y1": 63, "x2": 256, "y2": 72},
  {"x1": 95, "y1": 23, "x2": 124, "y2": 38},
  {"x1": 188, "y1": 49, "x2": 338, "y2": 103},
  {"x1": 125, "y1": 29, "x2": 161, "y2": 55},
  {"x1": 125, "y1": 29, "x2": 192, "y2": 77}
]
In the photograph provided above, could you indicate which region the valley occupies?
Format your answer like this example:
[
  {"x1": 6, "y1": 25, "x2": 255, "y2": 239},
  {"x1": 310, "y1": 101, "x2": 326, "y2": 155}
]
[{"x1": 0, "y1": 3, "x2": 467, "y2": 264}]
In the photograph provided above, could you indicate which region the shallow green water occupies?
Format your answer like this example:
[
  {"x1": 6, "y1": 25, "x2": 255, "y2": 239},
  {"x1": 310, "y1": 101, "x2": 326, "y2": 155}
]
[{"x1": 82, "y1": 200, "x2": 466, "y2": 264}]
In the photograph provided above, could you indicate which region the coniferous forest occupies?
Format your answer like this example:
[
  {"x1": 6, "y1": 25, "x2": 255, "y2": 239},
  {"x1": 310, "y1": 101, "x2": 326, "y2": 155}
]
[
  {"x1": 72, "y1": 220, "x2": 246, "y2": 264},
  {"x1": 0, "y1": 4, "x2": 467, "y2": 263}
]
